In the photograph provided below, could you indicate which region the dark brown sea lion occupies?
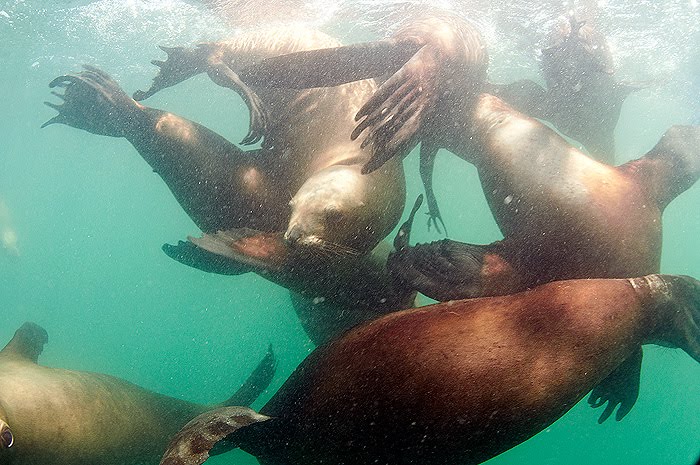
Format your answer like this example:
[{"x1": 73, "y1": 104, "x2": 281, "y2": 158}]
[
  {"x1": 43, "y1": 27, "x2": 411, "y2": 343},
  {"x1": 488, "y1": 14, "x2": 639, "y2": 164},
  {"x1": 158, "y1": 274, "x2": 700, "y2": 465},
  {"x1": 0, "y1": 322, "x2": 275, "y2": 465}
]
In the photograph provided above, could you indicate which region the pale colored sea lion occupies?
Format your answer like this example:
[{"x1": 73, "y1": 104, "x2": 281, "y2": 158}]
[
  {"x1": 0, "y1": 199, "x2": 19, "y2": 257},
  {"x1": 158, "y1": 274, "x2": 700, "y2": 465},
  {"x1": 0, "y1": 322, "x2": 275, "y2": 465}
]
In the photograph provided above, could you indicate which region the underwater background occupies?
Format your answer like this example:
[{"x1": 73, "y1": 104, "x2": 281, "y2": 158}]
[{"x1": 0, "y1": 0, "x2": 698, "y2": 464}]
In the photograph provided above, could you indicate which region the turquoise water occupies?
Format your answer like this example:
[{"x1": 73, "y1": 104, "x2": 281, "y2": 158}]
[{"x1": 0, "y1": 1, "x2": 698, "y2": 464}]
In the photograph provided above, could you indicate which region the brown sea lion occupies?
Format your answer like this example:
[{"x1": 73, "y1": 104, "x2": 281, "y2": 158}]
[
  {"x1": 0, "y1": 322, "x2": 275, "y2": 465},
  {"x1": 391, "y1": 107, "x2": 699, "y2": 422},
  {"x1": 43, "y1": 27, "x2": 411, "y2": 343},
  {"x1": 157, "y1": 274, "x2": 700, "y2": 465}
]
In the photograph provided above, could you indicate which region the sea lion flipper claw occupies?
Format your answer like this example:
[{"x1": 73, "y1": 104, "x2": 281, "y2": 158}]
[
  {"x1": 160, "y1": 406, "x2": 270, "y2": 465},
  {"x1": 394, "y1": 194, "x2": 423, "y2": 252},
  {"x1": 588, "y1": 347, "x2": 642, "y2": 423}
]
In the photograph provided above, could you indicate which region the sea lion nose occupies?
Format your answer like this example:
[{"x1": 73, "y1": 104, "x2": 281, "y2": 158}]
[{"x1": 284, "y1": 225, "x2": 304, "y2": 247}]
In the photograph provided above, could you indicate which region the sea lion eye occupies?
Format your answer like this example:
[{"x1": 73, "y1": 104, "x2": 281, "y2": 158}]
[
  {"x1": 324, "y1": 206, "x2": 342, "y2": 218},
  {"x1": 1, "y1": 429, "x2": 13, "y2": 448}
]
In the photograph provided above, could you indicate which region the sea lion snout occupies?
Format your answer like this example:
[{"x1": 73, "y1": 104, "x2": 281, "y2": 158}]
[{"x1": 283, "y1": 224, "x2": 306, "y2": 247}]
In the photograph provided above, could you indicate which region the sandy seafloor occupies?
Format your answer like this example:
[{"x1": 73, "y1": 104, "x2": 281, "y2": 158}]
[{"x1": 0, "y1": 1, "x2": 698, "y2": 464}]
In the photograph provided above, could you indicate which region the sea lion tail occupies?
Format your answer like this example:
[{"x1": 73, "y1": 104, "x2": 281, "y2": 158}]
[
  {"x1": 221, "y1": 345, "x2": 276, "y2": 408},
  {"x1": 160, "y1": 406, "x2": 270, "y2": 465},
  {"x1": 393, "y1": 194, "x2": 423, "y2": 252}
]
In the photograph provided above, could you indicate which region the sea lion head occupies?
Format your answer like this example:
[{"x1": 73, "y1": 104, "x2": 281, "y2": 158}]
[
  {"x1": 285, "y1": 167, "x2": 388, "y2": 257},
  {"x1": 541, "y1": 16, "x2": 614, "y2": 92}
]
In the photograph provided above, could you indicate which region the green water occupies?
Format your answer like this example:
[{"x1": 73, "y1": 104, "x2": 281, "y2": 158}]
[{"x1": 0, "y1": 1, "x2": 698, "y2": 464}]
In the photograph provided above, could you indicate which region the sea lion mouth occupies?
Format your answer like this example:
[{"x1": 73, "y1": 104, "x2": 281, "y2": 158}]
[{"x1": 293, "y1": 235, "x2": 361, "y2": 258}]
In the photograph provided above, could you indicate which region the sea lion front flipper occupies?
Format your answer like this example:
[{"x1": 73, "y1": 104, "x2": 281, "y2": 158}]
[
  {"x1": 588, "y1": 347, "x2": 643, "y2": 423},
  {"x1": 188, "y1": 229, "x2": 290, "y2": 274},
  {"x1": 419, "y1": 141, "x2": 447, "y2": 235},
  {"x1": 355, "y1": 44, "x2": 441, "y2": 174},
  {"x1": 222, "y1": 345, "x2": 277, "y2": 407},
  {"x1": 390, "y1": 232, "x2": 520, "y2": 301},
  {"x1": 162, "y1": 240, "x2": 253, "y2": 275},
  {"x1": 43, "y1": 66, "x2": 141, "y2": 137},
  {"x1": 160, "y1": 406, "x2": 271, "y2": 465},
  {"x1": 1, "y1": 322, "x2": 49, "y2": 363},
  {"x1": 240, "y1": 39, "x2": 422, "y2": 89}
]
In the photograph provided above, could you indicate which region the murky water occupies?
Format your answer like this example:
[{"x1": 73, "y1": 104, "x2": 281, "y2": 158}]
[{"x1": 1, "y1": 1, "x2": 698, "y2": 464}]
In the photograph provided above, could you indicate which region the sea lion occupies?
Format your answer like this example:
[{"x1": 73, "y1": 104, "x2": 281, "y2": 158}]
[
  {"x1": 158, "y1": 274, "x2": 700, "y2": 465},
  {"x1": 0, "y1": 198, "x2": 19, "y2": 257},
  {"x1": 236, "y1": 14, "x2": 488, "y2": 229},
  {"x1": 238, "y1": 13, "x2": 635, "y2": 222},
  {"x1": 0, "y1": 322, "x2": 275, "y2": 465},
  {"x1": 389, "y1": 108, "x2": 699, "y2": 422},
  {"x1": 488, "y1": 14, "x2": 639, "y2": 164},
  {"x1": 43, "y1": 28, "x2": 411, "y2": 343}
]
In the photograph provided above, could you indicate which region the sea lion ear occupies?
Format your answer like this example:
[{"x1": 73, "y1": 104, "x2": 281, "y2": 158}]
[{"x1": 0, "y1": 322, "x2": 49, "y2": 363}]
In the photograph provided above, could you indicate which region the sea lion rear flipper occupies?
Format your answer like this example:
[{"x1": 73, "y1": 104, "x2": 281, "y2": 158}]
[
  {"x1": 222, "y1": 345, "x2": 276, "y2": 407},
  {"x1": 43, "y1": 66, "x2": 141, "y2": 138},
  {"x1": 133, "y1": 45, "x2": 208, "y2": 101},
  {"x1": 159, "y1": 406, "x2": 271, "y2": 465},
  {"x1": 588, "y1": 347, "x2": 643, "y2": 423},
  {"x1": 204, "y1": 59, "x2": 269, "y2": 146},
  {"x1": 1, "y1": 322, "x2": 48, "y2": 363},
  {"x1": 419, "y1": 141, "x2": 447, "y2": 235},
  {"x1": 391, "y1": 195, "x2": 487, "y2": 301},
  {"x1": 356, "y1": 44, "x2": 442, "y2": 174},
  {"x1": 390, "y1": 212, "x2": 518, "y2": 301}
]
